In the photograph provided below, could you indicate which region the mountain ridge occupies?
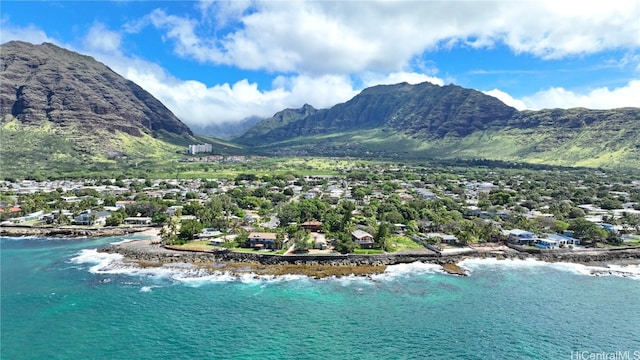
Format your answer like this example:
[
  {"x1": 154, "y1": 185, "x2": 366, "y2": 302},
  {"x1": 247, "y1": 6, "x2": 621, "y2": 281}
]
[
  {"x1": 0, "y1": 41, "x2": 209, "y2": 178},
  {"x1": 235, "y1": 82, "x2": 639, "y2": 169},
  {"x1": 1, "y1": 41, "x2": 638, "y2": 174},
  {"x1": 1, "y1": 41, "x2": 193, "y2": 138}
]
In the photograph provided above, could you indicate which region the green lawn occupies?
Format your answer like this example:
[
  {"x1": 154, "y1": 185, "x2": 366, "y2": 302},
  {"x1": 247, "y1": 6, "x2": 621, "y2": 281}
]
[
  {"x1": 170, "y1": 240, "x2": 215, "y2": 252},
  {"x1": 387, "y1": 235, "x2": 424, "y2": 252},
  {"x1": 229, "y1": 247, "x2": 277, "y2": 254},
  {"x1": 353, "y1": 248, "x2": 384, "y2": 255}
]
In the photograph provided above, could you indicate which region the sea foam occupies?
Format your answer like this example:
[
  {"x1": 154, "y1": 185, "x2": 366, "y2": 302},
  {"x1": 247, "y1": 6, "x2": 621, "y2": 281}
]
[
  {"x1": 458, "y1": 257, "x2": 640, "y2": 280},
  {"x1": 372, "y1": 261, "x2": 445, "y2": 281},
  {"x1": 70, "y1": 249, "x2": 313, "y2": 285}
]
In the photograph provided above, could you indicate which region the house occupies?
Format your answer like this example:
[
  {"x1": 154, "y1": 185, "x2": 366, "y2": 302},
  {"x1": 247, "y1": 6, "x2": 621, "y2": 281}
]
[
  {"x1": 464, "y1": 206, "x2": 482, "y2": 217},
  {"x1": 210, "y1": 234, "x2": 237, "y2": 246},
  {"x1": 301, "y1": 220, "x2": 323, "y2": 232},
  {"x1": 197, "y1": 228, "x2": 222, "y2": 239},
  {"x1": 424, "y1": 232, "x2": 459, "y2": 245},
  {"x1": 536, "y1": 238, "x2": 559, "y2": 249},
  {"x1": 248, "y1": 232, "x2": 277, "y2": 250},
  {"x1": 243, "y1": 213, "x2": 260, "y2": 225},
  {"x1": 546, "y1": 233, "x2": 580, "y2": 246},
  {"x1": 123, "y1": 217, "x2": 152, "y2": 225},
  {"x1": 352, "y1": 230, "x2": 375, "y2": 248},
  {"x1": 598, "y1": 223, "x2": 618, "y2": 233},
  {"x1": 10, "y1": 210, "x2": 44, "y2": 223},
  {"x1": 503, "y1": 229, "x2": 538, "y2": 246},
  {"x1": 393, "y1": 223, "x2": 406, "y2": 234},
  {"x1": 115, "y1": 200, "x2": 135, "y2": 209},
  {"x1": 415, "y1": 188, "x2": 437, "y2": 200},
  {"x1": 72, "y1": 210, "x2": 111, "y2": 226},
  {"x1": 0, "y1": 206, "x2": 21, "y2": 214},
  {"x1": 166, "y1": 206, "x2": 183, "y2": 216}
]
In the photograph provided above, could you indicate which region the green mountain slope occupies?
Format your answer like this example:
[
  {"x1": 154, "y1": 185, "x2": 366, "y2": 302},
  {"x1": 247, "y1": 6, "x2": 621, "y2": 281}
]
[
  {"x1": 0, "y1": 41, "x2": 243, "y2": 178},
  {"x1": 237, "y1": 82, "x2": 640, "y2": 169}
]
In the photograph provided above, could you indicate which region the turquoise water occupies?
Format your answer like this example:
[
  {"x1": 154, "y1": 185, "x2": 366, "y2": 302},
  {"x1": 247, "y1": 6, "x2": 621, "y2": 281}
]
[{"x1": 2, "y1": 236, "x2": 639, "y2": 360}]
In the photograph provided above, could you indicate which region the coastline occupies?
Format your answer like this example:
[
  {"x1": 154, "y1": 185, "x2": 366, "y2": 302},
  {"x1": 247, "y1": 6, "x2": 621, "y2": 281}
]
[
  {"x1": 98, "y1": 237, "x2": 640, "y2": 278},
  {"x1": 0, "y1": 225, "x2": 155, "y2": 238},
  {"x1": 5, "y1": 226, "x2": 638, "y2": 278}
]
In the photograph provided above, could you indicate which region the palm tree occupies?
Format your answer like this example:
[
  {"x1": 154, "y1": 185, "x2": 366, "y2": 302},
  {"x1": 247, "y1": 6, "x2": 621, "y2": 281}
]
[{"x1": 160, "y1": 217, "x2": 179, "y2": 245}]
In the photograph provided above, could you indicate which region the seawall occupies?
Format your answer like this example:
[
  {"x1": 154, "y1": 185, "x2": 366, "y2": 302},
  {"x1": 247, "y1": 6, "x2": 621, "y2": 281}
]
[
  {"x1": 0, "y1": 225, "x2": 153, "y2": 238},
  {"x1": 99, "y1": 241, "x2": 640, "y2": 268}
]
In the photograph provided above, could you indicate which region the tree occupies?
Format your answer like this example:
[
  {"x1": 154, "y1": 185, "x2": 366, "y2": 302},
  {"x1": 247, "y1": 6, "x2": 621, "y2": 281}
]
[
  {"x1": 105, "y1": 211, "x2": 124, "y2": 226},
  {"x1": 55, "y1": 211, "x2": 71, "y2": 226},
  {"x1": 323, "y1": 210, "x2": 344, "y2": 233},
  {"x1": 382, "y1": 211, "x2": 404, "y2": 224},
  {"x1": 152, "y1": 212, "x2": 169, "y2": 225},
  {"x1": 620, "y1": 212, "x2": 640, "y2": 233},
  {"x1": 567, "y1": 207, "x2": 586, "y2": 219},
  {"x1": 292, "y1": 229, "x2": 310, "y2": 252},
  {"x1": 103, "y1": 195, "x2": 117, "y2": 207},
  {"x1": 334, "y1": 232, "x2": 356, "y2": 253},
  {"x1": 598, "y1": 198, "x2": 623, "y2": 210},
  {"x1": 179, "y1": 219, "x2": 203, "y2": 241},
  {"x1": 569, "y1": 218, "x2": 607, "y2": 246},
  {"x1": 489, "y1": 191, "x2": 512, "y2": 206},
  {"x1": 160, "y1": 217, "x2": 179, "y2": 245},
  {"x1": 375, "y1": 222, "x2": 390, "y2": 251}
]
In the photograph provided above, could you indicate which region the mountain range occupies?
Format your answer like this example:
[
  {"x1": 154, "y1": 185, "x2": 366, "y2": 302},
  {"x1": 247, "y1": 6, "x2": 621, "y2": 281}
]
[
  {"x1": 237, "y1": 83, "x2": 640, "y2": 169},
  {"x1": 1, "y1": 41, "x2": 639, "y2": 177}
]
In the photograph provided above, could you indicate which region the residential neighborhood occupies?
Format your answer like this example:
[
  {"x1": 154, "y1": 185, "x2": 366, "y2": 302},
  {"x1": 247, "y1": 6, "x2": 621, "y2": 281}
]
[{"x1": 1, "y1": 164, "x2": 640, "y2": 254}]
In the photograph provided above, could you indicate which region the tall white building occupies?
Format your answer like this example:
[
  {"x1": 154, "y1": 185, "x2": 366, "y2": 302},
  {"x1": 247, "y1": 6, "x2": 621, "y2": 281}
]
[{"x1": 188, "y1": 143, "x2": 212, "y2": 154}]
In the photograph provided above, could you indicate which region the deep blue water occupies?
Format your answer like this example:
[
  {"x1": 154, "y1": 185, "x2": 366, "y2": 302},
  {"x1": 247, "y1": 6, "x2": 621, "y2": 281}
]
[{"x1": 2, "y1": 236, "x2": 639, "y2": 360}]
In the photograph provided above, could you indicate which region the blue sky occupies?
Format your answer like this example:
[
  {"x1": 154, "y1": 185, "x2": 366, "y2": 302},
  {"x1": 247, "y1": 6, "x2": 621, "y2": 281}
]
[{"x1": 2, "y1": 1, "x2": 639, "y2": 129}]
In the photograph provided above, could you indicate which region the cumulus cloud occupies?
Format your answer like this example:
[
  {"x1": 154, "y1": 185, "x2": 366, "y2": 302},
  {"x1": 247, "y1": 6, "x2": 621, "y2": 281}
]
[
  {"x1": 362, "y1": 72, "x2": 445, "y2": 88},
  {"x1": 3, "y1": 2, "x2": 639, "y2": 129},
  {"x1": 522, "y1": 80, "x2": 640, "y2": 110},
  {"x1": 145, "y1": 0, "x2": 640, "y2": 73},
  {"x1": 0, "y1": 19, "x2": 55, "y2": 44},
  {"x1": 101, "y1": 52, "x2": 359, "y2": 126},
  {"x1": 82, "y1": 22, "x2": 122, "y2": 54},
  {"x1": 483, "y1": 89, "x2": 527, "y2": 110}
]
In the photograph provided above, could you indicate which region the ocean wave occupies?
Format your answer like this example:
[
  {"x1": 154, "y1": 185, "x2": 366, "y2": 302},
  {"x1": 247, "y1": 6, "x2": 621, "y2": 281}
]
[
  {"x1": 109, "y1": 238, "x2": 137, "y2": 246},
  {"x1": 458, "y1": 258, "x2": 640, "y2": 280},
  {"x1": 176, "y1": 272, "x2": 312, "y2": 287},
  {"x1": 69, "y1": 249, "x2": 124, "y2": 273},
  {"x1": 372, "y1": 261, "x2": 445, "y2": 281},
  {"x1": 0, "y1": 235, "x2": 43, "y2": 240},
  {"x1": 69, "y1": 249, "x2": 314, "y2": 285},
  {"x1": 139, "y1": 285, "x2": 162, "y2": 292}
]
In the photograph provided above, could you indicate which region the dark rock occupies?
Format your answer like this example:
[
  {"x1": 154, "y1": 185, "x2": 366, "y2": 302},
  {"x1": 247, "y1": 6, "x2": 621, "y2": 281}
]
[{"x1": 0, "y1": 41, "x2": 193, "y2": 141}]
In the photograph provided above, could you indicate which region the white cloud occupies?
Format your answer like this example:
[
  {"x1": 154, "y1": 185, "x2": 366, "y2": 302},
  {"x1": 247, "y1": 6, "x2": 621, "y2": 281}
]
[
  {"x1": 82, "y1": 23, "x2": 122, "y2": 54},
  {"x1": 483, "y1": 89, "x2": 527, "y2": 110},
  {"x1": 362, "y1": 72, "x2": 444, "y2": 88},
  {"x1": 105, "y1": 54, "x2": 359, "y2": 126},
  {"x1": 146, "y1": 0, "x2": 640, "y2": 73},
  {"x1": 522, "y1": 80, "x2": 640, "y2": 109},
  {"x1": 3, "y1": 3, "x2": 639, "y2": 130},
  {"x1": 0, "y1": 19, "x2": 54, "y2": 45}
]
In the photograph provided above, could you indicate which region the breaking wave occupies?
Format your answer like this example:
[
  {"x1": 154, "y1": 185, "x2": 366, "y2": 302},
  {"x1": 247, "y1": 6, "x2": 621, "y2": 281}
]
[
  {"x1": 70, "y1": 249, "x2": 640, "y2": 286},
  {"x1": 458, "y1": 257, "x2": 640, "y2": 280}
]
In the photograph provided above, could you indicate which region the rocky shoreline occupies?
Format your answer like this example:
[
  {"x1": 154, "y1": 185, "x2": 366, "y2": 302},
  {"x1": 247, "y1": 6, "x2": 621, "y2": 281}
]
[
  {"x1": 99, "y1": 239, "x2": 640, "y2": 278},
  {"x1": 0, "y1": 225, "x2": 154, "y2": 238}
]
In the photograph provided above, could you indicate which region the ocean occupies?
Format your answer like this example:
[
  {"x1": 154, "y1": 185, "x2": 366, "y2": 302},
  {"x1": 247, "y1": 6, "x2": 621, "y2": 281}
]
[{"x1": 1, "y1": 235, "x2": 639, "y2": 360}]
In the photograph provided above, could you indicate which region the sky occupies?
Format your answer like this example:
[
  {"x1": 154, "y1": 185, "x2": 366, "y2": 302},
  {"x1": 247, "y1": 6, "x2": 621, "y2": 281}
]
[{"x1": 1, "y1": 0, "x2": 639, "y2": 130}]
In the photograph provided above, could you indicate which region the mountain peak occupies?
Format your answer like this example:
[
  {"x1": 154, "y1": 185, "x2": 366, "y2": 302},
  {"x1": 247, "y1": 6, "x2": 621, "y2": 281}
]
[
  {"x1": 238, "y1": 80, "x2": 517, "y2": 144},
  {"x1": 0, "y1": 40, "x2": 193, "y2": 138}
]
